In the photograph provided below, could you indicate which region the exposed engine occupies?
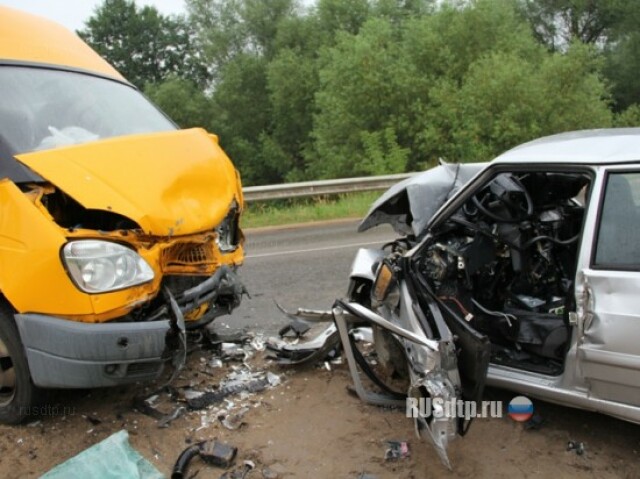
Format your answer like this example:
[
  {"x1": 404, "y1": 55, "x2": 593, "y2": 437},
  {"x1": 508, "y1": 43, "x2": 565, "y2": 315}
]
[{"x1": 417, "y1": 172, "x2": 590, "y2": 374}]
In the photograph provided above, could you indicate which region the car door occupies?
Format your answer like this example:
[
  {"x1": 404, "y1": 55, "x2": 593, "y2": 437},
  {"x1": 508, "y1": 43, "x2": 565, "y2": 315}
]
[{"x1": 577, "y1": 167, "x2": 640, "y2": 406}]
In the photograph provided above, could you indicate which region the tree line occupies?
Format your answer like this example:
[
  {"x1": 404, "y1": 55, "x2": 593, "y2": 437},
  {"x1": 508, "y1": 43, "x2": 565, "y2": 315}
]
[{"x1": 79, "y1": 0, "x2": 640, "y2": 185}]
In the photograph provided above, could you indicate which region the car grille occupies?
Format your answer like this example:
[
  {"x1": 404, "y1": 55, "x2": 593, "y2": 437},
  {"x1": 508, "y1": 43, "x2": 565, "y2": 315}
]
[{"x1": 162, "y1": 240, "x2": 216, "y2": 272}]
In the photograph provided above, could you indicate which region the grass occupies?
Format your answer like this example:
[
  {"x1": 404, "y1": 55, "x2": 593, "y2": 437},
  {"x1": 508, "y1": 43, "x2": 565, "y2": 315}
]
[{"x1": 241, "y1": 191, "x2": 381, "y2": 229}]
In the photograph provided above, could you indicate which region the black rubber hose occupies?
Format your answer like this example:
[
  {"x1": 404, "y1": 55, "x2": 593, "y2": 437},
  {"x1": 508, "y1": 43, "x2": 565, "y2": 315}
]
[
  {"x1": 348, "y1": 332, "x2": 406, "y2": 399},
  {"x1": 171, "y1": 444, "x2": 201, "y2": 479}
]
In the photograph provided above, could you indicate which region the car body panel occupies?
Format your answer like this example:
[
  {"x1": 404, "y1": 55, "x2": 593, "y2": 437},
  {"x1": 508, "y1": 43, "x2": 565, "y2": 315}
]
[
  {"x1": 358, "y1": 163, "x2": 486, "y2": 236},
  {"x1": 0, "y1": 6, "x2": 124, "y2": 81},
  {"x1": 16, "y1": 128, "x2": 239, "y2": 237}
]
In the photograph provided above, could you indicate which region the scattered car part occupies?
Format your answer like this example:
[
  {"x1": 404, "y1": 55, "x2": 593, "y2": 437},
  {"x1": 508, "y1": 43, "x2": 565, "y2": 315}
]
[
  {"x1": 172, "y1": 440, "x2": 238, "y2": 479},
  {"x1": 384, "y1": 441, "x2": 410, "y2": 461},
  {"x1": 266, "y1": 308, "x2": 341, "y2": 366},
  {"x1": 278, "y1": 318, "x2": 311, "y2": 339},
  {"x1": 42, "y1": 430, "x2": 162, "y2": 479},
  {"x1": 187, "y1": 377, "x2": 269, "y2": 410},
  {"x1": 567, "y1": 441, "x2": 585, "y2": 456}
]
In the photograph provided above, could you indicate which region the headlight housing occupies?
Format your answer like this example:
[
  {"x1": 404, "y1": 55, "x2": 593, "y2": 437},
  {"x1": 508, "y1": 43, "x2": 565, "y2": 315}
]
[
  {"x1": 215, "y1": 201, "x2": 240, "y2": 252},
  {"x1": 372, "y1": 261, "x2": 400, "y2": 307},
  {"x1": 62, "y1": 240, "x2": 154, "y2": 293}
]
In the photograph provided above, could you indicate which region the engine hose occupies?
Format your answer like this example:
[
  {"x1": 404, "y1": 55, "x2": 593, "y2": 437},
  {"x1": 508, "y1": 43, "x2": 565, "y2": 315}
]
[
  {"x1": 348, "y1": 333, "x2": 406, "y2": 400},
  {"x1": 171, "y1": 444, "x2": 201, "y2": 479},
  {"x1": 522, "y1": 233, "x2": 580, "y2": 249}
]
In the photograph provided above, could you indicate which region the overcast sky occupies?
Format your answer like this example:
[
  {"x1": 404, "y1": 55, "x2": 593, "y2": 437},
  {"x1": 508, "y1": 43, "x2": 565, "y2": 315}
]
[{"x1": 1, "y1": 0, "x2": 186, "y2": 32}]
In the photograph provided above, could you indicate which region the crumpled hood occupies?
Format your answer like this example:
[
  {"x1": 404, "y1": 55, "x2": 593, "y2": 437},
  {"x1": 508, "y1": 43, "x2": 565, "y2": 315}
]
[
  {"x1": 358, "y1": 163, "x2": 486, "y2": 236},
  {"x1": 16, "y1": 128, "x2": 240, "y2": 236}
]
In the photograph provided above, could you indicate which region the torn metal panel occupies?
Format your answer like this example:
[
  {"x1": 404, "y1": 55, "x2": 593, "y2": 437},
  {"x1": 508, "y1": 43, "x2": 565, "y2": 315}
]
[{"x1": 358, "y1": 163, "x2": 486, "y2": 236}]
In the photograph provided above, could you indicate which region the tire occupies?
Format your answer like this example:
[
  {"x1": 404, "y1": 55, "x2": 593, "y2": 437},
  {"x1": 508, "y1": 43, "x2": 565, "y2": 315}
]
[{"x1": 0, "y1": 303, "x2": 40, "y2": 424}]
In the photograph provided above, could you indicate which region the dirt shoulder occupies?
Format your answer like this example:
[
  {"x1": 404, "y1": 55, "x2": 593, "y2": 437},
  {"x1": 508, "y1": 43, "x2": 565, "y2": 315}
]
[{"x1": 0, "y1": 347, "x2": 639, "y2": 478}]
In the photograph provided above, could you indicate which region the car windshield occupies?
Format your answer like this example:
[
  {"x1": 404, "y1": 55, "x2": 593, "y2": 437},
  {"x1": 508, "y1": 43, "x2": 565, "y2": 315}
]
[{"x1": 0, "y1": 66, "x2": 176, "y2": 154}]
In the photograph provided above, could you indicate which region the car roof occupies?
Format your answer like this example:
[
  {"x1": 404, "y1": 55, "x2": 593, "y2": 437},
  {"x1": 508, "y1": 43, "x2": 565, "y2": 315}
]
[
  {"x1": 0, "y1": 6, "x2": 125, "y2": 82},
  {"x1": 494, "y1": 128, "x2": 640, "y2": 165}
]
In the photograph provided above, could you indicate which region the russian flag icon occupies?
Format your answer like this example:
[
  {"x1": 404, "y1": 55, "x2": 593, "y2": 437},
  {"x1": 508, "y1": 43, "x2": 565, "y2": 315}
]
[{"x1": 508, "y1": 396, "x2": 534, "y2": 422}]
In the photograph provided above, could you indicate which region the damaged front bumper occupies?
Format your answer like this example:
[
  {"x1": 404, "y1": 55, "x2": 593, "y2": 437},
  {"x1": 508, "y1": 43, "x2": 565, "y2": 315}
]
[
  {"x1": 16, "y1": 266, "x2": 245, "y2": 389},
  {"x1": 271, "y1": 298, "x2": 459, "y2": 469}
]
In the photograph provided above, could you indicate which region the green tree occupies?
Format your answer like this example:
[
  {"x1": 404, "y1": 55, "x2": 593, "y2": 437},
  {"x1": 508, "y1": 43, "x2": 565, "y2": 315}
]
[
  {"x1": 186, "y1": 0, "x2": 297, "y2": 75},
  {"x1": 144, "y1": 77, "x2": 214, "y2": 129},
  {"x1": 79, "y1": 0, "x2": 207, "y2": 88},
  {"x1": 519, "y1": 0, "x2": 637, "y2": 50}
]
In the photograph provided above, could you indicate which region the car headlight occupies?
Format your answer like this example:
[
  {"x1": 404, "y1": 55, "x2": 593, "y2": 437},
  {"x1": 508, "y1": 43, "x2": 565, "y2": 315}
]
[
  {"x1": 373, "y1": 261, "x2": 400, "y2": 307},
  {"x1": 62, "y1": 240, "x2": 154, "y2": 293},
  {"x1": 215, "y1": 201, "x2": 240, "y2": 252}
]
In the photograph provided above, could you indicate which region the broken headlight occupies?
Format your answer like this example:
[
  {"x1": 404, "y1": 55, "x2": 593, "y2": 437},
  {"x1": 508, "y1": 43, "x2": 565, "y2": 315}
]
[
  {"x1": 373, "y1": 261, "x2": 400, "y2": 307},
  {"x1": 62, "y1": 240, "x2": 154, "y2": 293},
  {"x1": 215, "y1": 201, "x2": 240, "y2": 252}
]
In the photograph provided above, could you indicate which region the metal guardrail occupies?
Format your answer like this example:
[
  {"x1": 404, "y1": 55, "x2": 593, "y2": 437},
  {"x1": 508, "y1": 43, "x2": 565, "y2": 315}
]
[{"x1": 243, "y1": 172, "x2": 417, "y2": 202}]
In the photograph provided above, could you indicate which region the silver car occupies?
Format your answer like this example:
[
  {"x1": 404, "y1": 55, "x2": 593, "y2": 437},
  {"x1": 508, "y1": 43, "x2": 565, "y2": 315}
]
[{"x1": 275, "y1": 128, "x2": 640, "y2": 468}]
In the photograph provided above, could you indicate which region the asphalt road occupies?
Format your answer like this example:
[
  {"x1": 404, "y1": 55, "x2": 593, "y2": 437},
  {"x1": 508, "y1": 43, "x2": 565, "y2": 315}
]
[{"x1": 216, "y1": 219, "x2": 397, "y2": 334}]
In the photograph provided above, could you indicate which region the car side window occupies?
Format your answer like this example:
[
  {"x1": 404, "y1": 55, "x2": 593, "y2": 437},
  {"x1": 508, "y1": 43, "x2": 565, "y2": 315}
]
[{"x1": 594, "y1": 172, "x2": 640, "y2": 269}]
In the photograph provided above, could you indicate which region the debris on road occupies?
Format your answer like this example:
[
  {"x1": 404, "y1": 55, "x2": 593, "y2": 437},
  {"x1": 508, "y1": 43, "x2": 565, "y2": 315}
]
[
  {"x1": 567, "y1": 440, "x2": 585, "y2": 456},
  {"x1": 172, "y1": 440, "x2": 238, "y2": 479},
  {"x1": 384, "y1": 441, "x2": 410, "y2": 461},
  {"x1": 278, "y1": 318, "x2": 311, "y2": 339},
  {"x1": 41, "y1": 430, "x2": 162, "y2": 479}
]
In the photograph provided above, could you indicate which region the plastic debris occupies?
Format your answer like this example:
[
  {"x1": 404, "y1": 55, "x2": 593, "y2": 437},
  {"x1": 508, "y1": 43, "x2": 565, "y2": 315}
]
[
  {"x1": 222, "y1": 343, "x2": 247, "y2": 361},
  {"x1": 384, "y1": 441, "x2": 410, "y2": 461},
  {"x1": 351, "y1": 327, "x2": 373, "y2": 343},
  {"x1": 209, "y1": 358, "x2": 224, "y2": 368},
  {"x1": 221, "y1": 407, "x2": 250, "y2": 430},
  {"x1": 220, "y1": 460, "x2": 255, "y2": 479},
  {"x1": 278, "y1": 318, "x2": 311, "y2": 339},
  {"x1": 41, "y1": 430, "x2": 162, "y2": 479},
  {"x1": 158, "y1": 406, "x2": 187, "y2": 428},
  {"x1": 567, "y1": 440, "x2": 585, "y2": 456},
  {"x1": 187, "y1": 377, "x2": 269, "y2": 410}
]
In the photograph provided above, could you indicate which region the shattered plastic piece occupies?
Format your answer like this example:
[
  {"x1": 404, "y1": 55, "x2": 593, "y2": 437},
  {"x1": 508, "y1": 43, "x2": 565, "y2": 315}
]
[
  {"x1": 183, "y1": 389, "x2": 206, "y2": 401},
  {"x1": 187, "y1": 377, "x2": 270, "y2": 410},
  {"x1": 266, "y1": 323, "x2": 341, "y2": 366},
  {"x1": 384, "y1": 441, "x2": 410, "y2": 461},
  {"x1": 567, "y1": 441, "x2": 585, "y2": 456},
  {"x1": 42, "y1": 430, "x2": 162, "y2": 479},
  {"x1": 221, "y1": 407, "x2": 250, "y2": 430},
  {"x1": 250, "y1": 335, "x2": 266, "y2": 351},
  {"x1": 266, "y1": 372, "x2": 281, "y2": 387},
  {"x1": 222, "y1": 343, "x2": 247, "y2": 360},
  {"x1": 133, "y1": 395, "x2": 164, "y2": 420},
  {"x1": 351, "y1": 327, "x2": 374, "y2": 343},
  {"x1": 209, "y1": 358, "x2": 224, "y2": 368},
  {"x1": 278, "y1": 318, "x2": 311, "y2": 338},
  {"x1": 157, "y1": 406, "x2": 186, "y2": 428}
]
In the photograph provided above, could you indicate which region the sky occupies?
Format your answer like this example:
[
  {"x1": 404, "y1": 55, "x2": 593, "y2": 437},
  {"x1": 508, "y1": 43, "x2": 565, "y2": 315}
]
[{"x1": 0, "y1": 0, "x2": 186, "y2": 32}]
